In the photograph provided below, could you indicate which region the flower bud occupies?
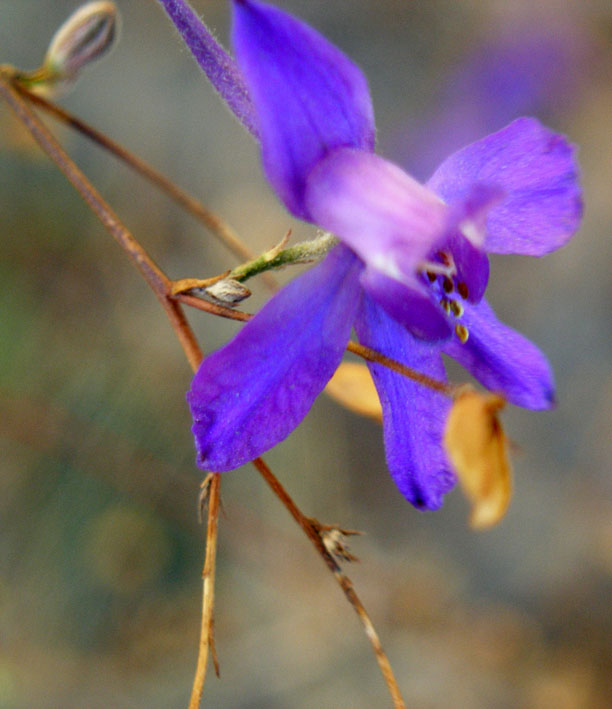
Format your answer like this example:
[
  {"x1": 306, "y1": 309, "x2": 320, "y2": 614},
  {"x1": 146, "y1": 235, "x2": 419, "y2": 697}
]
[
  {"x1": 444, "y1": 387, "x2": 512, "y2": 529},
  {"x1": 205, "y1": 278, "x2": 251, "y2": 305},
  {"x1": 45, "y1": 1, "x2": 119, "y2": 77},
  {"x1": 20, "y1": 2, "x2": 119, "y2": 98}
]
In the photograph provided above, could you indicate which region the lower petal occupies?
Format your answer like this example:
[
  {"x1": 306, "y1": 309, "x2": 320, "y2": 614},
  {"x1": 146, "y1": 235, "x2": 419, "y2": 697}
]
[
  {"x1": 188, "y1": 245, "x2": 362, "y2": 470},
  {"x1": 355, "y1": 295, "x2": 455, "y2": 510},
  {"x1": 443, "y1": 298, "x2": 555, "y2": 409}
]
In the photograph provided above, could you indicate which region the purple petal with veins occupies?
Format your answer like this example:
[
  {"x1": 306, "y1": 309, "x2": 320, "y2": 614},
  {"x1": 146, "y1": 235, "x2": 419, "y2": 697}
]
[
  {"x1": 232, "y1": 0, "x2": 375, "y2": 217},
  {"x1": 188, "y1": 246, "x2": 362, "y2": 471},
  {"x1": 355, "y1": 295, "x2": 455, "y2": 510},
  {"x1": 427, "y1": 118, "x2": 582, "y2": 256},
  {"x1": 443, "y1": 298, "x2": 555, "y2": 409}
]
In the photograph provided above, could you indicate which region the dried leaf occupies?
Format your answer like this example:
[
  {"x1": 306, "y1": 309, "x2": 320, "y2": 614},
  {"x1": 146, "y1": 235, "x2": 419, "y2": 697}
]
[
  {"x1": 444, "y1": 387, "x2": 512, "y2": 529},
  {"x1": 325, "y1": 362, "x2": 382, "y2": 421}
]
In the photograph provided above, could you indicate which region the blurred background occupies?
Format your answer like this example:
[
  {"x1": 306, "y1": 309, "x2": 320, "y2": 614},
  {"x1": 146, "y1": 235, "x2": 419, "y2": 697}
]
[{"x1": 1, "y1": 0, "x2": 612, "y2": 707}]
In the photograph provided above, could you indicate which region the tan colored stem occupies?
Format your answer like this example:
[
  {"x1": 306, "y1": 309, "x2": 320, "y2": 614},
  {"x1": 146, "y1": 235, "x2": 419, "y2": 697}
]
[
  {"x1": 189, "y1": 473, "x2": 221, "y2": 708},
  {"x1": 14, "y1": 83, "x2": 277, "y2": 289},
  {"x1": 252, "y1": 457, "x2": 406, "y2": 709}
]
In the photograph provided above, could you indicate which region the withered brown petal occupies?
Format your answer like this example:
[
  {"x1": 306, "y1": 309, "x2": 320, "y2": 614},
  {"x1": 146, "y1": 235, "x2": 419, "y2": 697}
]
[
  {"x1": 443, "y1": 387, "x2": 512, "y2": 529},
  {"x1": 325, "y1": 362, "x2": 382, "y2": 421}
]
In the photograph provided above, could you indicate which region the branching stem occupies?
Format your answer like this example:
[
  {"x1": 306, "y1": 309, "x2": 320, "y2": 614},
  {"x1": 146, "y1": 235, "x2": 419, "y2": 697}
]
[{"x1": 2, "y1": 74, "x2": 408, "y2": 707}]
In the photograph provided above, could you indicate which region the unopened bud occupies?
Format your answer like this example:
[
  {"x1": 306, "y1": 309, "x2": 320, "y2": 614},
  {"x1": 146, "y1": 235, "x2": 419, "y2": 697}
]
[
  {"x1": 20, "y1": 2, "x2": 119, "y2": 98},
  {"x1": 444, "y1": 387, "x2": 512, "y2": 529},
  {"x1": 205, "y1": 278, "x2": 251, "y2": 305}
]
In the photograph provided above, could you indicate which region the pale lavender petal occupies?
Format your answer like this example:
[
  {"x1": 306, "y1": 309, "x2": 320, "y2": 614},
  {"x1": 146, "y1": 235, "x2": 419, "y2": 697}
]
[
  {"x1": 360, "y1": 267, "x2": 452, "y2": 341},
  {"x1": 232, "y1": 0, "x2": 375, "y2": 217},
  {"x1": 156, "y1": 0, "x2": 258, "y2": 138},
  {"x1": 306, "y1": 148, "x2": 447, "y2": 276},
  {"x1": 355, "y1": 295, "x2": 455, "y2": 510},
  {"x1": 188, "y1": 246, "x2": 362, "y2": 471},
  {"x1": 443, "y1": 298, "x2": 555, "y2": 409},
  {"x1": 437, "y1": 183, "x2": 503, "y2": 302},
  {"x1": 427, "y1": 117, "x2": 582, "y2": 255}
]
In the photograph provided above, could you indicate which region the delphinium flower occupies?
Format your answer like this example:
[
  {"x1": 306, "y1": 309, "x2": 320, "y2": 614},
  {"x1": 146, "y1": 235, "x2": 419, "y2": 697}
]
[{"x1": 156, "y1": 0, "x2": 581, "y2": 511}]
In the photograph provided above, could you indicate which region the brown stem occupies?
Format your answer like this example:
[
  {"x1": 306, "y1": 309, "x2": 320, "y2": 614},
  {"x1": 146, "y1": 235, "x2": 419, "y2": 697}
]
[
  {"x1": 14, "y1": 83, "x2": 280, "y2": 289},
  {"x1": 347, "y1": 341, "x2": 455, "y2": 397},
  {"x1": 252, "y1": 457, "x2": 406, "y2": 709},
  {"x1": 172, "y1": 293, "x2": 252, "y2": 322}
]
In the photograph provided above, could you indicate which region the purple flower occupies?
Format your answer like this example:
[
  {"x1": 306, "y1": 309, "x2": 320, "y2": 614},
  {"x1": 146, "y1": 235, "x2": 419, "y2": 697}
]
[{"x1": 157, "y1": 0, "x2": 582, "y2": 510}]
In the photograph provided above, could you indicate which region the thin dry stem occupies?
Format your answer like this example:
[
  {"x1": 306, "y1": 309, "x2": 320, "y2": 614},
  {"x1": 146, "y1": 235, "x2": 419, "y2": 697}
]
[
  {"x1": 14, "y1": 83, "x2": 278, "y2": 290},
  {"x1": 173, "y1": 293, "x2": 252, "y2": 322},
  {"x1": 189, "y1": 473, "x2": 221, "y2": 708},
  {"x1": 347, "y1": 341, "x2": 455, "y2": 397},
  {"x1": 252, "y1": 457, "x2": 406, "y2": 709},
  {"x1": 0, "y1": 72, "x2": 220, "y2": 701}
]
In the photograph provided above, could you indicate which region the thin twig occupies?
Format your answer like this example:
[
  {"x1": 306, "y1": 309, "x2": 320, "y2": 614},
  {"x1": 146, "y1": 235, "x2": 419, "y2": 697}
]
[
  {"x1": 14, "y1": 83, "x2": 278, "y2": 289},
  {"x1": 172, "y1": 292, "x2": 252, "y2": 322},
  {"x1": 189, "y1": 473, "x2": 221, "y2": 708},
  {"x1": 347, "y1": 341, "x2": 455, "y2": 397},
  {"x1": 252, "y1": 457, "x2": 407, "y2": 709},
  {"x1": 0, "y1": 72, "x2": 220, "y2": 700}
]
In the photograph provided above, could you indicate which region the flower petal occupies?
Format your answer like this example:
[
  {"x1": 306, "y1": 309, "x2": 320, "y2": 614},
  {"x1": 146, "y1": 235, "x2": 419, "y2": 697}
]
[
  {"x1": 156, "y1": 0, "x2": 259, "y2": 138},
  {"x1": 436, "y1": 183, "x2": 503, "y2": 303},
  {"x1": 188, "y1": 246, "x2": 362, "y2": 470},
  {"x1": 306, "y1": 148, "x2": 448, "y2": 276},
  {"x1": 443, "y1": 298, "x2": 555, "y2": 409},
  {"x1": 427, "y1": 117, "x2": 582, "y2": 255},
  {"x1": 360, "y1": 266, "x2": 452, "y2": 341},
  {"x1": 355, "y1": 295, "x2": 455, "y2": 510},
  {"x1": 232, "y1": 0, "x2": 375, "y2": 218}
]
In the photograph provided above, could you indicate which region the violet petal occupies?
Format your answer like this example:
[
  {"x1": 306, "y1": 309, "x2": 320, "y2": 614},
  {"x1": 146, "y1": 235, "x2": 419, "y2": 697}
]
[
  {"x1": 232, "y1": 0, "x2": 375, "y2": 217},
  {"x1": 360, "y1": 266, "x2": 452, "y2": 341},
  {"x1": 156, "y1": 0, "x2": 258, "y2": 138},
  {"x1": 443, "y1": 298, "x2": 555, "y2": 409},
  {"x1": 355, "y1": 295, "x2": 455, "y2": 510},
  {"x1": 427, "y1": 117, "x2": 582, "y2": 256},
  {"x1": 188, "y1": 246, "x2": 362, "y2": 471}
]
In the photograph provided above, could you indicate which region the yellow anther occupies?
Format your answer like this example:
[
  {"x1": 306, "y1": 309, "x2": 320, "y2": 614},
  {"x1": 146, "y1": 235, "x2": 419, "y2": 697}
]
[
  {"x1": 450, "y1": 300, "x2": 464, "y2": 318},
  {"x1": 441, "y1": 299, "x2": 451, "y2": 315},
  {"x1": 455, "y1": 324, "x2": 469, "y2": 343}
]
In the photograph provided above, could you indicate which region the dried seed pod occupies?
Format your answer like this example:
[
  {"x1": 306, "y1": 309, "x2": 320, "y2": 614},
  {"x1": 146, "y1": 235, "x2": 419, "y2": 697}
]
[{"x1": 444, "y1": 387, "x2": 512, "y2": 529}]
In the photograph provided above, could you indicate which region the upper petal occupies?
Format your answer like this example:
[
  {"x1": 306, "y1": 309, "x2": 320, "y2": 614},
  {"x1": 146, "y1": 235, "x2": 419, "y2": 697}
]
[
  {"x1": 427, "y1": 117, "x2": 582, "y2": 256},
  {"x1": 443, "y1": 298, "x2": 555, "y2": 409},
  {"x1": 156, "y1": 0, "x2": 259, "y2": 138},
  {"x1": 355, "y1": 295, "x2": 455, "y2": 510},
  {"x1": 188, "y1": 245, "x2": 362, "y2": 471},
  {"x1": 232, "y1": 0, "x2": 375, "y2": 218}
]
